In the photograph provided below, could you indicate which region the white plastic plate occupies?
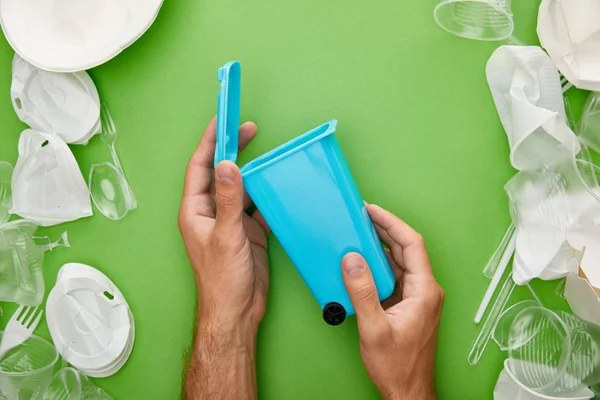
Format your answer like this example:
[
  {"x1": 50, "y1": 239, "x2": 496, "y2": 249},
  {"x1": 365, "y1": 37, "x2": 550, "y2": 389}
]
[{"x1": 0, "y1": 0, "x2": 164, "y2": 72}]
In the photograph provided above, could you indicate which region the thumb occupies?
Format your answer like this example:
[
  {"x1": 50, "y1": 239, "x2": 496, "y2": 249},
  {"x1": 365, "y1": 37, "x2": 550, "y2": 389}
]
[
  {"x1": 342, "y1": 253, "x2": 386, "y2": 329},
  {"x1": 214, "y1": 161, "x2": 244, "y2": 230}
]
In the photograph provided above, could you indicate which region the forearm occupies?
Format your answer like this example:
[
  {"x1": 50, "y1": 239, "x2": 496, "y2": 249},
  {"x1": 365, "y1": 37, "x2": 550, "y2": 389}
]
[
  {"x1": 381, "y1": 383, "x2": 438, "y2": 400},
  {"x1": 378, "y1": 358, "x2": 438, "y2": 400},
  {"x1": 185, "y1": 319, "x2": 258, "y2": 400}
]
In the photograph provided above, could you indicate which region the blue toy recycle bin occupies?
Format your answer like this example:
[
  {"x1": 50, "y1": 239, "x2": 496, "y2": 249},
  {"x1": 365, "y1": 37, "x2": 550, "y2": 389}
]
[{"x1": 214, "y1": 61, "x2": 395, "y2": 325}]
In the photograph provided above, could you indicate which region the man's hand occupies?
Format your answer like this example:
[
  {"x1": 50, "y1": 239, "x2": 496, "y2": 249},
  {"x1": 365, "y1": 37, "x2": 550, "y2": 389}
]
[
  {"x1": 179, "y1": 118, "x2": 270, "y2": 400},
  {"x1": 342, "y1": 204, "x2": 444, "y2": 400}
]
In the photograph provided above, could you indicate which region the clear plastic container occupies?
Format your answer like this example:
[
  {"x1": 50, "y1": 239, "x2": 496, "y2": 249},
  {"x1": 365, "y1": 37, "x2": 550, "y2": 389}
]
[
  {"x1": 0, "y1": 332, "x2": 58, "y2": 400},
  {"x1": 434, "y1": 0, "x2": 514, "y2": 41}
]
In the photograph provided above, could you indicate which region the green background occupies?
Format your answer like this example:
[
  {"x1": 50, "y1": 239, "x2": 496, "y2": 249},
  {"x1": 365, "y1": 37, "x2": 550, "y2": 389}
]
[{"x1": 0, "y1": 0, "x2": 591, "y2": 399}]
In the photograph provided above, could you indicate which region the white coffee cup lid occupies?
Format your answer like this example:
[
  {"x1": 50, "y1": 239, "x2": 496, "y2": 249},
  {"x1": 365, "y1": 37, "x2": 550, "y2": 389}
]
[
  {"x1": 11, "y1": 54, "x2": 100, "y2": 144},
  {"x1": 81, "y1": 310, "x2": 135, "y2": 378},
  {"x1": 47, "y1": 263, "x2": 134, "y2": 374}
]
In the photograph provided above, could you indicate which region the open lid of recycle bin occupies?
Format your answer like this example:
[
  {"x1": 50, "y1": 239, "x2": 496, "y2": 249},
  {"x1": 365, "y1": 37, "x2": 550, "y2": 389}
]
[{"x1": 214, "y1": 61, "x2": 241, "y2": 168}]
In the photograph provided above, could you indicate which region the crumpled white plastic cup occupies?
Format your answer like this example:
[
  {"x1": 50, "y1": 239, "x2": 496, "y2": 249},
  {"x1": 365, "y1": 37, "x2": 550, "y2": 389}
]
[
  {"x1": 538, "y1": 0, "x2": 600, "y2": 91},
  {"x1": 486, "y1": 45, "x2": 578, "y2": 170},
  {"x1": 504, "y1": 155, "x2": 600, "y2": 284}
]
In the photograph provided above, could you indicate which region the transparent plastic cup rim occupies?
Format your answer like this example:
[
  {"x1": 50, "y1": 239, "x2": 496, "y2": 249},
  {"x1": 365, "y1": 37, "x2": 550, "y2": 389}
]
[
  {"x1": 433, "y1": 0, "x2": 514, "y2": 41},
  {"x1": 508, "y1": 306, "x2": 572, "y2": 394},
  {"x1": 573, "y1": 138, "x2": 600, "y2": 204},
  {"x1": 0, "y1": 332, "x2": 59, "y2": 377}
]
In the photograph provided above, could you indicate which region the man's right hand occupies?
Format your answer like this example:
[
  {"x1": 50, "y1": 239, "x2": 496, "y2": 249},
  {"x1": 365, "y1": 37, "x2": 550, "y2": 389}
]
[{"x1": 341, "y1": 204, "x2": 444, "y2": 400}]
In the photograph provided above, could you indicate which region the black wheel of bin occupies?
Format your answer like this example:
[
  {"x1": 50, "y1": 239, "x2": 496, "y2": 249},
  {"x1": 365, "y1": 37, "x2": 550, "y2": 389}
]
[{"x1": 323, "y1": 302, "x2": 346, "y2": 326}]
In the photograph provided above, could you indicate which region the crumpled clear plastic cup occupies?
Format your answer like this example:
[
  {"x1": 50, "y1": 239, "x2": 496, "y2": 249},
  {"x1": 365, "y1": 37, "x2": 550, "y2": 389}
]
[
  {"x1": 0, "y1": 220, "x2": 44, "y2": 306},
  {"x1": 579, "y1": 92, "x2": 600, "y2": 154},
  {"x1": 0, "y1": 162, "x2": 12, "y2": 226},
  {"x1": 41, "y1": 367, "x2": 112, "y2": 400},
  {"x1": 0, "y1": 332, "x2": 58, "y2": 400},
  {"x1": 40, "y1": 367, "x2": 81, "y2": 400},
  {"x1": 505, "y1": 143, "x2": 600, "y2": 232},
  {"x1": 578, "y1": 93, "x2": 600, "y2": 193}
]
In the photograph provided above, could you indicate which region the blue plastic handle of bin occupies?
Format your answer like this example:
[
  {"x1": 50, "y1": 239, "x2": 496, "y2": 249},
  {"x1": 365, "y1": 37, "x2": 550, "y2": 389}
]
[{"x1": 214, "y1": 61, "x2": 241, "y2": 168}]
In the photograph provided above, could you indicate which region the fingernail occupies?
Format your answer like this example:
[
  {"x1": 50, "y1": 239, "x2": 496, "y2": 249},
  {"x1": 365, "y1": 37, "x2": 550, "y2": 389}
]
[
  {"x1": 344, "y1": 254, "x2": 364, "y2": 276},
  {"x1": 216, "y1": 162, "x2": 235, "y2": 184}
]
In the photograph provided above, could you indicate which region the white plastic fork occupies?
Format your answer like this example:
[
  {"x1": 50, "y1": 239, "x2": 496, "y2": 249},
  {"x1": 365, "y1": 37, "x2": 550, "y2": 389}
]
[{"x1": 0, "y1": 305, "x2": 43, "y2": 358}]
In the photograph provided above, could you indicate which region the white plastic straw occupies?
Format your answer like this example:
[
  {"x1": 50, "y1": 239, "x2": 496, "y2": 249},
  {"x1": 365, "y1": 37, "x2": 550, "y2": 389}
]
[{"x1": 475, "y1": 232, "x2": 516, "y2": 323}]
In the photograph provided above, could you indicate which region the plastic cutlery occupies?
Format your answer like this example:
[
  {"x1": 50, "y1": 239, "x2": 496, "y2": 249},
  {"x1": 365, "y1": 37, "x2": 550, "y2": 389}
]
[
  {"x1": 99, "y1": 103, "x2": 136, "y2": 209},
  {"x1": 0, "y1": 305, "x2": 43, "y2": 358},
  {"x1": 89, "y1": 104, "x2": 137, "y2": 220}
]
